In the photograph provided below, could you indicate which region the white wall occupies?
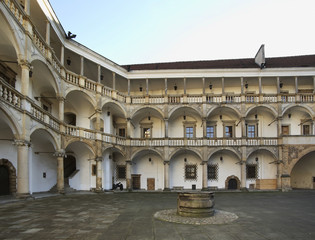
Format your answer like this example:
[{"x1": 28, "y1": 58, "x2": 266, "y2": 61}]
[{"x1": 291, "y1": 152, "x2": 315, "y2": 189}]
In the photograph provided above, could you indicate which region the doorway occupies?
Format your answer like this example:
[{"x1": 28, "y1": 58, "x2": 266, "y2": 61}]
[
  {"x1": 228, "y1": 179, "x2": 237, "y2": 190},
  {"x1": 147, "y1": 178, "x2": 155, "y2": 190},
  {"x1": 132, "y1": 174, "x2": 141, "y2": 190},
  {"x1": 0, "y1": 165, "x2": 10, "y2": 195}
]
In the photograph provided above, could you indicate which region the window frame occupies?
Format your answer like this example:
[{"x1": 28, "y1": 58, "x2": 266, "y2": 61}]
[
  {"x1": 222, "y1": 120, "x2": 236, "y2": 138},
  {"x1": 183, "y1": 121, "x2": 196, "y2": 139},
  {"x1": 185, "y1": 164, "x2": 197, "y2": 180}
]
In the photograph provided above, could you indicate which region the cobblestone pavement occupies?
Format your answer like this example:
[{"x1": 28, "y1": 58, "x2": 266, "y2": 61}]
[{"x1": 0, "y1": 191, "x2": 315, "y2": 240}]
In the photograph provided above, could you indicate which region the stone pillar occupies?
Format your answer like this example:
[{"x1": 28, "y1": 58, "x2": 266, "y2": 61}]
[
  {"x1": 240, "y1": 161, "x2": 246, "y2": 189},
  {"x1": 126, "y1": 118, "x2": 131, "y2": 138},
  {"x1": 19, "y1": 61, "x2": 31, "y2": 96},
  {"x1": 295, "y1": 76, "x2": 298, "y2": 94},
  {"x1": 60, "y1": 45, "x2": 64, "y2": 66},
  {"x1": 164, "y1": 78, "x2": 167, "y2": 95},
  {"x1": 45, "y1": 20, "x2": 50, "y2": 45},
  {"x1": 146, "y1": 78, "x2": 149, "y2": 95},
  {"x1": 54, "y1": 150, "x2": 65, "y2": 194},
  {"x1": 202, "y1": 118, "x2": 207, "y2": 137},
  {"x1": 97, "y1": 65, "x2": 101, "y2": 83},
  {"x1": 164, "y1": 119, "x2": 168, "y2": 138},
  {"x1": 241, "y1": 77, "x2": 244, "y2": 94},
  {"x1": 258, "y1": 77, "x2": 262, "y2": 94},
  {"x1": 58, "y1": 97, "x2": 64, "y2": 122},
  {"x1": 25, "y1": 0, "x2": 31, "y2": 15},
  {"x1": 277, "y1": 77, "x2": 280, "y2": 94},
  {"x1": 183, "y1": 78, "x2": 186, "y2": 95},
  {"x1": 112, "y1": 72, "x2": 116, "y2": 90},
  {"x1": 127, "y1": 79, "x2": 130, "y2": 96},
  {"x1": 241, "y1": 117, "x2": 246, "y2": 137},
  {"x1": 80, "y1": 56, "x2": 84, "y2": 76},
  {"x1": 202, "y1": 161, "x2": 208, "y2": 190},
  {"x1": 95, "y1": 157, "x2": 103, "y2": 192},
  {"x1": 126, "y1": 160, "x2": 132, "y2": 190},
  {"x1": 14, "y1": 140, "x2": 30, "y2": 198},
  {"x1": 221, "y1": 77, "x2": 225, "y2": 94},
  {"x1": 163, "y1": 161, "x2": 170, "y2": 191}
]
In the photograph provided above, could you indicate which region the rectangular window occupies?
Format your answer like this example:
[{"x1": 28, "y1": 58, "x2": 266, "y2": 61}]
[
  {"x1": 118, "y1": 128, "x2": 126, "y2": 137},
  {"x1": 143, "y1": 127, "x2": 151, "y2": 138},
  {"x1": 116, "y1": 165, "x2": 126, "y2": 180},
  {"x1": 186, "y1": 127, "x2": 194, "y2": 138},
  {"x1": 282, "y1": 125, "x2": 289, "y2": 135},
  {"x1": 246, "y1": 164, "x2": 257, "y2": 179},
  {"x1": 225, "y1": 126, "x2": 233, "y2": 138},
  {"x1": 247, "y1": 125, "x2": 255, "y2": 138},
  {"x1": 185, "y1": 164, "x2": 197, "y2": 180},
  {"x1": 207, "y1": 164, "x2": 218, "y2": 180},
  {"x1": 303, "y1": 125, "x2": 310, "y2": 135},
  {"x1": 206, "y1": 126, "x2": 215, "y2": 138}
]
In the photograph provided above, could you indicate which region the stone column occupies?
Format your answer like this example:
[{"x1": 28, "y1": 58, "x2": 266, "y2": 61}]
[
  {"x1": 126, "y1": 160, "x2": 132, "y2": 190},
  {"x1": 295, "y1": 76, "x2": 298, "y2": 94},
  {"x1": 202, "y1": 161, "x2": 208, "y2": 190},
  {"x1": 258, "y1": 77, "x2": 262, "y2": 94},
  {"x1": 54, "y1": 150, "x2": 65, "y2": 194},
  {"x1": 241, "y1": 117, "x2": 246, "y2": 137},
  {"x1": 202, "y1": 77, "x2": 205, "y2": 95},
  {"x1": 80, "y1": 56, "x2": 84, "y2": 76},
  {"x1": 164, "y1": 119, "x2": 168, "y2": 138},
  {"x1": 164, "y1": 78, "x2": 167, "y2": 95},
  {"x1": 25, "y1": 0, "x2": 31, "y2": 15},
  {"x1": 97, "y1": 65, "x2": 101, "y2": 83},
  {"x1": 58, "y1": 97, "x2": 64, "y2": 122},
  {"x1": 45, "y1": 20, "x2": 50, "y2": 45},
  {"x1": 14, "y1": 140, "x2": 30, "y2": 198},
  {"x1": 240, "y1": 160, "x2": 246, "y2": 189},
  {"x1": 221, "y1": 77, "x2": 225, "y2": 94},
  {"x1": 19, "y1": 61, "x2": 31, "y2": 96},
  {"x1": 60, "y1": 45, "x2": 64, "y2": 66},
  {"x1": 183, "y1": 78, "x2": 186, "y2": 95},
  {"x1": 163, "y1": 161, "x2": 170, "y2": 191},
  {"x1": 127, "y1": 79, "x2": 130, "y2": 96},
  {"x1": 146, "y1": 78, "x2": 149, "y2": 95},
  {"x1": 241, "y1": 77, "x2": 244, "y2": 94},
  {"x1": 95, "y1": 157, "x2": 103, "y2": 192},
  {"x1": 112, "y1": 72, "x2": 116, "y2": 90}
]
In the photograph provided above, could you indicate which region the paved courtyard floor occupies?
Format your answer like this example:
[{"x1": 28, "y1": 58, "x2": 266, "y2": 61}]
[{"x1": 0, "y1": 191, "x2": 315, "y2": 240}]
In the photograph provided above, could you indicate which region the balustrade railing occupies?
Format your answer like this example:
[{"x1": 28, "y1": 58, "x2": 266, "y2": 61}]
[
  {"x1": 4, "y1": 0, "x2": 25, "y2": 26},
  {"x1": 132, "y1": 96, "x2": 145, "y2": 104},
  {"x1": 116, "y1": 92, "x2": 126, "y2": 103},
  {"x1": 245, "y1": 95, "x2": 259, "y2": 103},
  {"x1": 187, "y1": 94, "x2": 202, "y2": 103},
  {"x1": 102, "y1": 86, "x2": 112, "y2": 97},
  {"x1": 0, "y1": 78, "x2": 22, "y2": 108},
  {"x1": 300, "y1": 94, "x2": 314, "y2": 103},
  {"x1": 32, "y1": 27, "x2": 48, "y2": 57},
  {"x1": 65, "y1": 71, "x2": 80, "y2": 85},
  {"x1": 226, "y1": 95, "x2": 241, "y2": 103},
  {"x1": 263, "y1": 94, "x2": 277, "y2": 103},
  {"x1": 281, "y1": 94, "x2": 295, "y2": 103},
  {"x1": 149, "y1": 96, "x2": 165, "y2": 104},
  {"x1": 84, "y1": 79, "x2": 97, "y2": 92},
  {"x1": 168, "y1": 95, "x2": 183, "y2": 104},
  {"x1": 206, "y1": 95, "x2": 222, "y2": 103}
]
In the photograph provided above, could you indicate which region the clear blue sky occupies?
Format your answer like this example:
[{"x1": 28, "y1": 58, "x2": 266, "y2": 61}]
[{"x1": 49, "y1": 0, "x2": 315, "y2": 65}]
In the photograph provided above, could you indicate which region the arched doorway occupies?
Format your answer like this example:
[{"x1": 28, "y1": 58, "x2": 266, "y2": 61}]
[
  {"x1": 0, "y1": 165, "x2": 10, "y2": 195},
  {"x1": 228, "y1": 179, "x2": 237, "y2": 190},
  {"x1": 0, "y1": 159, "x2": 16, "y2": 195},
  {"x1": 225, "y1": 175, "x2": 241, "y2": 190},
  {"x1": 64, "y1": 155, "x2": 76, "y2": 178}
]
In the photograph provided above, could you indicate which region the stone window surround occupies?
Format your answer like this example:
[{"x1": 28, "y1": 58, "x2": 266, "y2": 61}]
[
  {"x1": 140, "y1": 122, "x2": 153, "y2": 138},
  {"x1": 222, "y1": 120, "x2": 236, "y2": 138},
  {"x1": 246, "y1": 119, "x2": 259, "y2": 138},
  {"x1": 183, "y1": 121, "x2": 196, "y2": 138},
  {"x1": 206, "y1": 121, "x2": 217, "y2": 138}
]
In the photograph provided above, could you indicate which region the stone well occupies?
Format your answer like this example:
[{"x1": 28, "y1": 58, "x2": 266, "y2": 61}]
[{"x1": 177, "y1": 192, "x2": 215, "y2": 218}]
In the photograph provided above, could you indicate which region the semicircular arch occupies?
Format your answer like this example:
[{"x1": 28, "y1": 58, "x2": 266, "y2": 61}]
[
  {"x1": 245, "y1": 105, "x2": 278, "y2": 118},
  {"x1": 30, "y1": 127, "x2": 59, "y2": 150},
  {"x1": 131, "y1": 148, "x2": 164, "y2": 161},
  {"x1": 282, "y1": 104, "x2": 315, "y2": 118},
  {"x1": 170, "y1": 148, "x2": 202, "y2": 162},
  {"x1": 169, "y1": 106, "x2": 202, "y2": 120},
  {"x1": 207, "y1": 105, "x2": 241, "y2": 119},
  {"x1": 207, "y1": 147, "x2": 241, "y2": 161},
  {"x1": 288, "y1": 146, "x2": 315, "y2": 175},
  {"x1": 0, "y1": 103, "x2": 22, "y2": 136}
]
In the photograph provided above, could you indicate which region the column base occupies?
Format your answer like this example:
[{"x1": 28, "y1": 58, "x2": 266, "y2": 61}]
[
  {"x1": 16, "y1": 193, "x2": 32, "y2": 199},
  {"x1": 240, "y1": 187, "x2": 248, "y2": 192},
  {"x1": 58, "y1": 189, "x2": 65, "y2": 194},
  {"x1": 201, "y1": 188, "x2": 209, "y2": 191},
  {"x1": 94, "y1": 188, "x2": 104, "y2": 193},
  {"x1": 163, "y1": 188, "x2": 171, "y2": 192}
]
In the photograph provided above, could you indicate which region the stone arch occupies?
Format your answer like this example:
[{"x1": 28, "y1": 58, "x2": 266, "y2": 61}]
[
  {"x1": 288, "y1": 146, "x2": 315, "y2": 175},
  {"x1": 30, "y1": 57, "x2": 62, "y2": 95},
  {"x1": 30, "y1": 127, "x2": 59, "y2": 151},
  {"x1": 207, "y1": 105, "x2": 241, "y2": 119},
  {"x1": 130, "y1": 106, "x2": 164, "y2": 120},
  {"x1": 102, "y1": 145, "x2": 126, "y2": 158},
  {"x1": 65, "y1": 89, "x2": 97, "y2": 107},
  {"x1": 131, "y1": 148, "x2": 164, "y2": 161},
  {"x1": 64, "y1": 139, "x2": 96, "y2": 156},
  {"x1": 282, "y1": 104, "x2": 315, "y2": 118},
  {"x1": 170, "y1": 148, "x2": 202, "y2": 162},
  {"x1": 225, "y1": 175, "x2": 241, "y2": 190},
  {"x1": 246, "y1": 147, "x2": 277, "y2": 160},
  {"x1": 102, "y1": 100, "x2": 127, "y2": 118},
  {"x1": 207, "y1": 147, "x2": 241, "y2": 161},
  {"x1": 0, "y1": 158, "x2": 17, "y2": 195},
  {"x1": 169, "y1": 105, "x2": 202, "y2": 120},
  {"x1": 0, "y1": 103, "x2": 22, "y2": 136},
  {"x1": 245, "y1": 105, "x2": 278, "y2": 118}
]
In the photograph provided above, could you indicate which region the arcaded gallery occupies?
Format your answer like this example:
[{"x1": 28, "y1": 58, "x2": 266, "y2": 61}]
[{"x1": 1, "y1": 0, "x2": 315, "y2": 197}]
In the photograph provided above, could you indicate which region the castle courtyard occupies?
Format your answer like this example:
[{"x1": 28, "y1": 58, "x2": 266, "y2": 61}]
[{"x1": 0, "y1": 191, "x2": 315, "y2": 240}]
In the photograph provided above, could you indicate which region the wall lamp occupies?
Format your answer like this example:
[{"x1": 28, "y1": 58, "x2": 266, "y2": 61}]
[
  {"x1": 184, "y1": 158, "x2": 187, "y2": 162},
  {"x1": 139, "y1": 86, "x2": 143, "y2": 92},
  {"x1": 209, "y1": 83, "x2": 212, "y2": 90},
  {"x1": 255, "y1": 114, "x2": 258, "y2": 119},
  {"x1": 255, "y1": 157, "x2": 259, "y2": 162},
  {"x1": 245, "y1": 82, "x2": 248, "y2": 89},
  {"x1": 66, "y1": 57, "x2": 71, "y2": 66},
  {"x1": 149, "y1": 158, "x2": 152, "y2": 162},
  {"x1": 288, "y1": 113, "x2": 291, "y2": 118},
  {"x1": 220, "y1": 156, "x2": 223, "y2": 161},
  {"x1": 279, "y1": 82, "x2": 283, "y2": 88},
  {"x1": 100, "y1": 74, "x2": 104, "y2": 80},
  {"x1": 219, "y1": 115, "x2": 222, "y2": 120},
  {"x1": 174, "y1": 84, "x2": 177, "y2": 91}
]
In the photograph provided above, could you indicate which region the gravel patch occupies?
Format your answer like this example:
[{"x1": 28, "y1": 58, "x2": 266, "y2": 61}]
[{"x1": 154, "y1": 209, "x2": 238, "y2": 225}]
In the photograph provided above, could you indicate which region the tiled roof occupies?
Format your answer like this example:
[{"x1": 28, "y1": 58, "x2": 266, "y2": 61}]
[{"x1": 121, "y1": 54, "x2": 315, "y2": 71}]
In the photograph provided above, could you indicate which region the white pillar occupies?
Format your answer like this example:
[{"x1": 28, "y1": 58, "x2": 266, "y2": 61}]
[
  {"x1": 25, "y1": 0, "x2": 31, "y2": 15},
  {"x1": 20, "y1": 62, "x2": 31, "y2": 96},
  {"x1": 112, "y1": 72, "x2": 116, "y2": 90},
  {"x1": 15, "y1": 140, "x2": 30, "y2": 197},
  {"x1": 126, "y1": 161, "x2": 132, "y2": 190},
  {"x1": 96, "y1": 157, "x2": 103, "y2": 192},
  {"x1": 202, "y1": 161, "x2": 208, "y2": 190},
  {"x1": 97, "y1": 65, "x2": 101, "y2": 83},
  {"x1": 240, "y1": 161, "x2": 246, "y2": 189},
  {"x1": 54, "y1": 151, "x2": 65, "y2": 194},
  {"x1": 45, "y1": 20, "x2": 50, "y2": 45},
  {"x1": 80, "y1": 56, "x2": 84, "y2": 76},
  {"x1": 60, "y1": 45, "x2": 64, "y2": 66},
  {"x1": 163, "y1": 161, "x2": 170, "y2": 191}
]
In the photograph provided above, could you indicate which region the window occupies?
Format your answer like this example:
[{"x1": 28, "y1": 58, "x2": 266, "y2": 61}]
[
  {"x1": 206, "y1": 126, "x2": 215, "y2": 138},
  {"x1": 91, "y1": 164, "x2": 97, "y2": 176},
  {"x1": 247, "y1": 125, "x2": 255, "y2": 138},
  {"x1": 186, "y1": 127, "x2": 194, "y2": 138},
  {"x1": 143, "y1": 127, "x2": 151, "y2": 138},
  {"x1": 207, "y1": 164, "x2": 218, "y2": 180},
  {"x1": 302, "y1": 125, "x2": 310, "y2": 135},
  {"x1": 116, "y1": 165, "x2": 126, "y2": 180},
  {"x1": 185, "y1": 164, "x2": 197, "y2": 180},
  {"x1": 225, "y1": 126, "x2": 233, "y2": 138},
  {"x1": 282, "y1": 125, "x2": 289, "y2": 135},
  {"x1": 246, "y1": 164, "x2": 257, "y2": 179},
  {"x1": 118, "y1": 128, "x2": 126, "y2": 137}
]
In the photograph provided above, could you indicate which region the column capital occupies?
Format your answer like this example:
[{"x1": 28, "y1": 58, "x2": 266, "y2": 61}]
[
  {"x1": 54, "y1": 150, "x2": 66, "y2": 158},
  {"x1": 18, "y1": 59, "x2": 32, "y2": 69},
  {"x1": 126, "y1": 160, "x2": 132, "y2": 165},
  {"x1": 13, "y1": 139, "x2": 31, "y2": 147},
  {"x1": 95, "y1": 157, "x2": 103, "y2": 162},
  {"x1": 201, "y1": 161, "x2": 208, "y2": 165},
  {"x1": 163, "y1": 161, "x2": 170, "y2": 165}
]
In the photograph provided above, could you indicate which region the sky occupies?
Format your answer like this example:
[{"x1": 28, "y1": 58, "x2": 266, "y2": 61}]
[{"x1": 49, "y1": 0, "x2": 315, "y2": 65}]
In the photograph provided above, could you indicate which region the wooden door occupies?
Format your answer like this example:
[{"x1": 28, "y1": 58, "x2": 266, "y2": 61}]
[
  {"x1": 228, "y1": 179, "x2": 237, "y2": 190},
  {"x1": 147, "y1": 178, "x2": 155, "y2": 190},
  {"x1": 132, "y1": 174, "x2": 141, "y2": 190},
  {"x1": 282, "y1": 126, "x2": 289, "y2": 135},
  {"x1": 0, "y1": 166, "x2": 10, "y2": 195}
]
